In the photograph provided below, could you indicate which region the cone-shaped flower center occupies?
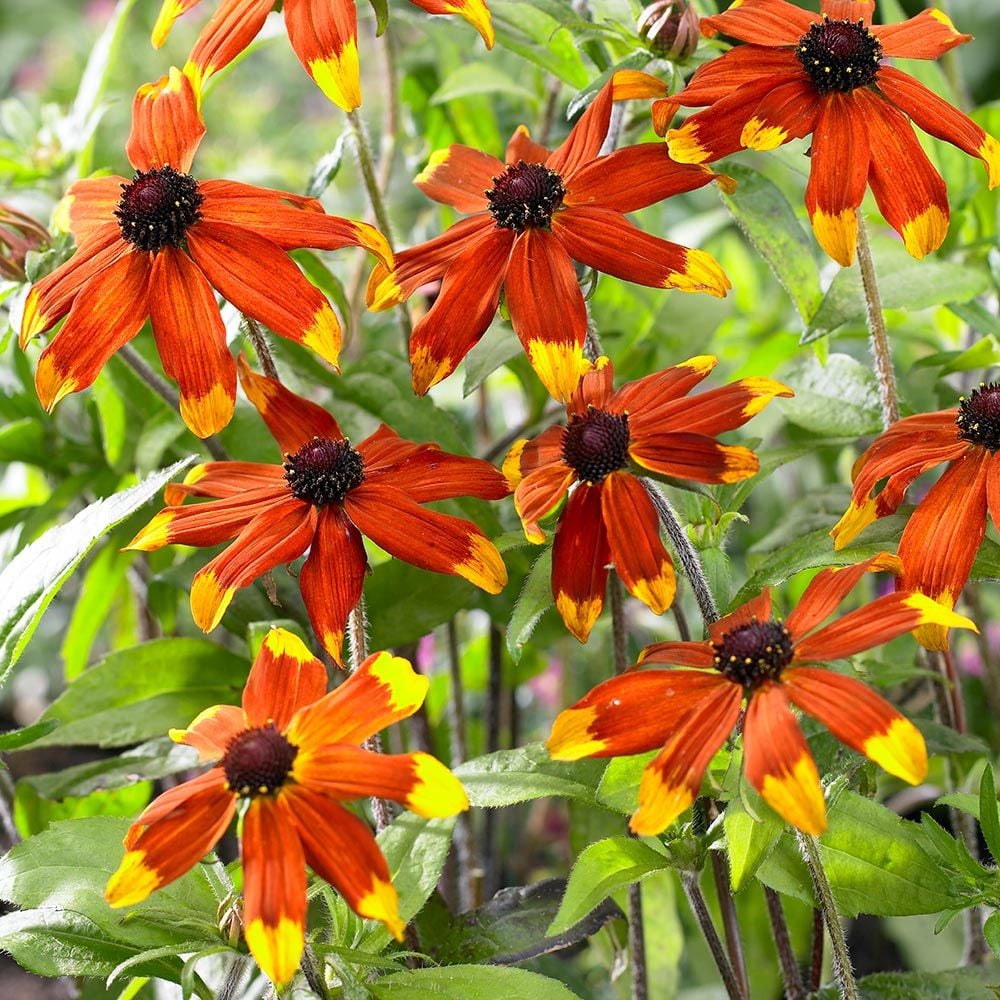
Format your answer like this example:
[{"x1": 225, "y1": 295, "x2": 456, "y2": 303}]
[
  {"x1": 486, "y1": 160, "x2": 566, "y2": 231},
  {"x1": 284, "y1": 436, "x2": 366, "y2": 506},
  {"x1": 713, "y1": 618, "x2": 794, "y2": 688},
  {"x1": 797, "y1": 18, "x2": 882, "y2": 93},
  {"x1": 562, "y1": 407, "x2": 630, "y2": 483},
  {"x1": 223, "y1": 724, "x2": 298, "y2": 797},
  {"x1": 956, "y1": 382, "x2": 1000, "y2": 452},
  {"x1": 114, "y1": 165, "x2": 203, "y2": 253}
]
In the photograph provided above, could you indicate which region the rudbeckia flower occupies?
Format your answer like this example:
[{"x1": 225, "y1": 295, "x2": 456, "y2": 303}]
[
  {"x1": 367, "y1": 71, "x2": 732, "y2": 402},
  {"x1": 661, "y1": 0, "x2": 999, "y2": 266},
  {"x1": 503, "y1": 356, "x2": 791, "y2": 642},
  {"x1": 832, "y1": 381, "x2": 1000, "y2": 650},
  {"x1": 127, "y1": 358, "x2": 508, "y2": 663},
  {"x1": 106, "y1": 628, "x2": 469, "y2": 986},
  {"x1": 152, "y1": 0, "x2": 494, "y2": 111},
  {"x1": 548, "y1": 555, "x2": 975, "y2": 835},
  {"x1": 20, "y1": 69, "x2": 390, "y2": 438}
]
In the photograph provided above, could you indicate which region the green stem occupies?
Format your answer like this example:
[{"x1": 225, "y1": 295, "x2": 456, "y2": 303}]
[
  {"x1": 765, "y1": 886, "x2": 806, "y2": 1000},
  {"x1": 855, "y1": 212, "x2": 899, "y2": 428},
  {"x1": 681, "y1": 873, "x2": 745, "y2": 1000},
  {"x1": 796, "y1": 832, "x2": 859, "y2": 1000}
]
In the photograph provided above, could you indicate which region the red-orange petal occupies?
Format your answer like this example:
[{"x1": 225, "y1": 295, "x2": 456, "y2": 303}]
[
  {"x1": 283, "y1": 0, "x2": 360, "y2": 111},
  {"x1": 630, "y1": 680, "x2": 742, "y2": 835},
  {"x1": 700, "y1": 0, "x2": 817, "y2": 44},
  {"x1": 345, "y1": 480, "x2": 507, "y2": 593},
  {"x1": 611, "y1": 356, "x2": 718, "y2": 435},
  {"x1": 707, "y1": 590, "x2": 773, "y2": 646},
  {"x1": 283, "y1": 786, "x2": 404, "y2": 939},
  {"x1": 236, "y1": 355, "x2": 342, "y2": 454},
  {"x1": 190, "y1": 497, "x2": 317, "y2": 632},
  {"x1": 164, "y1": 461, "x2": 284, "y2": 504},
  {"x1": 741, "y1": 76, "x2": 821, "y2": 153},
  {"x1": 105, "y1": 769, "x2": 235, "y2": 908},
  {"x1": 601, "y1": 471, "x2": 675, "y2": 615},
  {"x1": 988, "y1": 452, "x2": 1000, "y2": 537},
  {"x1": 505, "y1": 125, "x2": 549, "y2": 165},
  {"x1": 872, "y1": 8, "x2": 971, "y2": 60},
  {"x1": 743, "y1": 683, "x2": 826, "y2": 835},
  {"x1": 34, "y1": 249, "x2": 150, "y2": 411},
  {"x1": 855, "y1": 89, "x2": 950, "y2": 260},
  {"x1": 805, "y1": 92, "x2": 870, "y2": 267},
  {"x1": 673, "y1": 46, "x2": 804, "y2": 106},
  {"x1": 783, "y1": 666, "x2": 927, "y2": 785},
  {"x1": 169, "y1": 704, "x2": 246, "y2": 762},
  {"x1": 241, "y1": 795, "x2": 307, "y2": 986},
  {"x1": 637, "y1": 641, "x2": 715, "y2": 668},
  {"x1": 545, "y1": 75, "x2": 617, "y2": 179},
  {"x1": 820, "y1": 0, "x2": 874, "y2": 22},
  {"x1": 548, "y1": 668, "x2": 728, "y2": 760},
  {"x1": 242, "y1": 627, "x2": 327, "y2": 730},
  {"x1": 414, "y1": 145, "x2": 501, "y2": 213},
  {"x1": 567, "y1": 355, "x2": 614, "y2": 417},
  {"x1": 188, "y1": 222, "x2": 342, "y2": 367},
  {"x1": 63, "y1": 179, "x2": 127, "y2": 246},
  {"x1": 292, "y1": 745, "x2": 469, "y2": 817},
  {"x1": 300, "y1": 505, "x2": 368, "y2": 667},
  {"x1": 407, "y1": 228, "x2": 514, "y2": 395},
  {"x1": 409, "y1": 0, "x2": 494, "y2": 48},
  {"x1": 513, "y1": 463, "x2": 574, "y2": 543},
  {"x1": 148, "y1": 247, "x2": 235, "y2": 438},
  {"x1": 126, "y1": 67, "x2": 205, "y2": 173},
  {"x1": 366, "y1": 441, "x2": 510, "y2": 503},
  {"x1": 505, "y1": 227, "x2": 589, "y2": 403},
  {"x1": 185, "y1": 0, "x2": 272, "y2": 98},
  {"x1": 629, "y1": 432, "x2": 759, "y2": 484},
  {"x1": 152, "y1": 0, "x2": 203, "y2": 47},
  {"x1": 286, "y1": 650, "x2": 428, "y2": 750},
  {"x1": 553, "y1": 207, "x2": 729, "y2": 296},
  {"x1": 551, "y1": 483, "x2": 611, "y2": 643}
]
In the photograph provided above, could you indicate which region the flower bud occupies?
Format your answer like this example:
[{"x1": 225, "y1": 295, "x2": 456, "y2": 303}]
[
  {"x1": 0, "y1": 203, "x2": 49, "y2": 281},
  {"x1": 637, "y1": 0, "x2": 700, "y2": 61}
]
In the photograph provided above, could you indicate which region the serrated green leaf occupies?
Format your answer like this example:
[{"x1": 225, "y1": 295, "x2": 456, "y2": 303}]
[
  {"x1": 780, "y1": 353, "x2": 882, "y2": 438},
  {"x1": 595, "y1": 752, "x2": 655, "y2": 815},
  {"x1": 980, "y1": 765, "x2": 1000, "y2": 864},
  {"x1": 723, "y1": 790, "x2": 784, "y2": 892},
  {"x1": 812, "y1": 967, "x2": 999, "y2": 999},
  {"x1": 506, "y1": 547, "x2": 553, "y2": 660}
]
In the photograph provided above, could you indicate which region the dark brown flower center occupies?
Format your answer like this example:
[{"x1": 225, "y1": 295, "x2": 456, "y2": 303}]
[
  {"x1": 283, "y1": 436, "x2": 365, "y2": 506},
  {"x1": 114, "y1": 165, "x2": 203, "y2": 253},
  {"x1": 797, "y1": 17, "x2": 882, "y2": 93},
  {"x1": 956, "y1": 382, "x2": 1000, "y2": 452},
  {"x1": 713, "y1": 618, "x2": 794, "y2": 688},
  {"x1": 562, "y1": 407, "x2": 630, "y2": 483},
  {"x1": 223, "y1": 724, "x2": 298, "y2": 798},
  {"x1": 486, "y1": 160, "x2": 566, "y2": 232}
]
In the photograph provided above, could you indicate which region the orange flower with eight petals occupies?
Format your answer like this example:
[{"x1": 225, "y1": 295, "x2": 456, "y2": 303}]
[
  {"x1": 504, "y1": 356, "x2": 791, "y2": 642},
  {"x1": 832, "y1": 381, "x2": 1000, "y2": 650},
  {"x1": 152, "y1": 0, "x2": 493, "y2": 111},
  {"x1": 367, "y1": 71, "x2": 733, "y2": 402},
  {"x1": 105, "y1": 628, "x2": 468, "y2": 986},
  {"x1": 661, "y1": 0, "x2": 999, "y2": 265},
  {"x1": 548, "y1": 555, "x2": 975, "y2": 836},
  {"x1": 127, "y1": 358, "x2": 508, "y2": 663},
  {"x1": 20, "y1": 69, "x2": 390, "y2": 437}
]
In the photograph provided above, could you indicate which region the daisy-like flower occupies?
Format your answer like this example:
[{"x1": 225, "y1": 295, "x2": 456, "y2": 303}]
[
  {"x1": 832, "y1": 381, "x2": 1000, "y2": 651},
  {"x1": 661, "y1": 0, "x2": 999, "y2": 266},
  {"x1": 105, "y1": 628, "x2": 469, "y2": 986},
  {"x1": 152, "y1": 0, "x2": 493, "y2": 112},
  {"x1": 127, "y1": 358, "x2": 508, "y2": 663},
  {"x1": 503, "y1": 356, "x2": 792, "y2": 642},
  {"x1": 366, "y1": 70, "x2": 732, "y2": 403},
  {"x1": 19, "y1": 69, "x2": 390, "y2": 437},
  {"x1": 548, "y1": 555, "x2": 975, "y2": 835}
]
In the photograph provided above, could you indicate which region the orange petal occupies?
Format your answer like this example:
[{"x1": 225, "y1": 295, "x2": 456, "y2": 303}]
[
  {"x1": 872, "y1": 8, "x2": 971, "y2": 60},
  {"x1": 163, "y1": 461, "x2": 285, "y2": 504},
  {"x1": 612, "y1": 356, "x2": 718, "y2": 436},
  {"x1": 242, "y1": 627, "x2": 327, "y2": 730},
  {"x1": 414, "y1": 145, "x2": 501, "y2": 213},
  {"x1": 152, "y1": 0, "x2": 202, "y2": 47},
  {"x1": 505, "y1": 125, "x2": 549, "y2": 166},
  {"x1": 672, "y1": 46, "x2": 803, "y2": 106},
  {"x1": 630, "y1": 433, "x2": 759, "y2": 484},
  {"x1": 783, "y1": 666, "x2": 926, "y2": 784},
  {"x1": 284, "y1": 0, "x2": 361, "y2": 110},
  {"x1": 241, "y1": 796, "x2": 307, "y2": 987},
  {"x1": 513, "y1": 463, "x2": 575, "y2": 543},
  {"x1": 126, "y1": 67, "x2": 205, "y2": 173},
  {"x1": 630, "y1": 681, "x2": 742, "y2": 835},
  {"x1": 185, "y1": 0, "x2": 273, "y2": 99},
  {"x1": 286, "y1": 650, "x2": 428, "y2": 750},
  {"x1": 700, "y1": 0, "x2": 817, "y2": 44},
  {"x1": 548, "y1": 668, "x2": 726, "y2": 761},
  {"x1": 743, "y1": 683, "x2": 826, "y2": 835},
  {"x1": 106, "y1": 769, "x2": 235, "y2": 907},
  {"x1": 409, "y1": 0, "x2": 494, "y2": 48},
  {"x1": 708, "y1": 590, "x2": 773, "y2": 645},
  {"x1": 741, "y1": 77, "x2": 820, "y2": 152},
  {"x1": 169, "y1": 704, "x2": 246, "y2": 762},
  {"x1": 63, "y1": 178, "x2": 126, "y2": 245}
]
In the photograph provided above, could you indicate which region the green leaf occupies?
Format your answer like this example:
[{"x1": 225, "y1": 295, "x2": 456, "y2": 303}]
[
  {"x1": 914, "y1": 719, "x2": 989, "y2": 757},
  {"x1": 506, "y1": 547, "x2": 553, "y2": 661},
  {"x1": 366, "y1": 0, "x2": 389, "y2": 34},
  {"x1": 980, "y1": 765, "x2": 1000, "y2": 864},
  {"x1": 595, "y1": 752, "x2": 655, "y2": 815},
  {"x1": 757, "y1": 791, "x2": 953, "y2": 916},
  {"x1": 490, "y1": 1, "x2": 589, "y2": 87},
  {"x1": 723, "y1": 789, "x2": 785, "y2": 892},
  {"x1": 0, "y1": 417, "x2": 45, "y2": 463},
  {"x1": 0, "y1": 719, "x2": 58, "y2": 752},
  {"x1": 720, "y1": 164, "x2": 823, "y2": 322},
  {"x1": 0, "y1": 457, "x2": 197, "y2": 684},
  {"x1": 812, "y1": 968, "x2": 1000, "y2": 999},
  {"x1": 780, "y1": 353, "x2": 883, "y2": 438},
  {"x1": 984, "y1": 911, "x2": 1000, "y2": 962},
  {"x1": 432, "y1": 64, "x2": 537, "y2": 106},
  {"x1": 14, "y1": 781, "x2": 152, "y2": 839},
  {"x1": 547, "y1": 837, "x2": 669, "y2": 936},
  {"x1": 35, "y1": 637, "x2": 247, "y2": 748},
  {"x1": 370, "y1": 965, "x2": 584, "y2": 999},
  {"x1": 463, "y1": 325, "x2": 522, "y2": 396},
  {"x1": 454, "y1": 743, "x2": 604, "y2": 808}
]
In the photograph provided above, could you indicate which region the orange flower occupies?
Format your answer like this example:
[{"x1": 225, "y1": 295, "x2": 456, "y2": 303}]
[
  {"x1": 20, "y1": 69, "x2": 390, "y2": 438},
  {"x1": 105, "y1": 628, "x2": 468, "y2": 986},
  {"x1": 661, "y1": 0, "x2": 999, "y2": 266},
  {"x1": 832, "y1": 383, "x2": 1000, "y2": 650},
  {"x1": 127, "y1": 358, "x2": 508, "y2": 663},
  {"x1": 504, "y1": 356, "x2": 791, "y2": 642},
  {"x1": 548, "y1": 555, "x2": 975, "y2": 836},
  {"x1": 367, "y1": 71, "x2": 732, "y2": 403},
  {"x1": 152, "y1": 0, "x2": 493, "y2": 111}
]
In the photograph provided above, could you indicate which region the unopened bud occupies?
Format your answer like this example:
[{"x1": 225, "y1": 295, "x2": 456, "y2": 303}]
[
  {"x1": 637, "y1": 0, "x2": 700, "y2": 61},
  {"x1": 0, "y1": 203, "x2": 49, "y2": 281}
]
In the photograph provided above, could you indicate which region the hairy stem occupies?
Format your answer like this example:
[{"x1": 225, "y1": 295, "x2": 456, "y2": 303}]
[
  {"x1": 681, "y1": 873, "x2": 745, "y2": 1000},
  {"x1": 809, "y1": 907, "x2": 825, "y2": 993},
  {"x1": 765, "y1": 886, "x2": 806, "y2": 1000},
  {"x1": 711, "y1": 851, "x2": 749, "y2": 999},
  {"x1": 797, "y1": 832, "x2": 858, "y2": 1000},
  {"x1": 855, "y1": 212, "x2": 899, "y2": 428},
  {"x1": 242, "y1": 314, "x2": 280, "y2": 381},
  {"x1": 642, "y1": 480, "x2": 719, "y2": 625},
  {"x1": 483, "y1": 624, "x2": 504, "y2": 898}
]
